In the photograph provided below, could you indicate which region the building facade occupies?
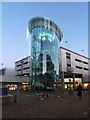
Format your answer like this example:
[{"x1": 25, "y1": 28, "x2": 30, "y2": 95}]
[
  {"x1": 60, "y1": 47, "x2": 89, "y2": 90},
  {"x1": 15, "y1": 56, "x2": 30, "y2": 76},
  {"x1": 15, "y1": 47, "x2": 90, "y2": 91},
  {"x1": 0, "y1": 66, "x2": 29, "y2": 91}
]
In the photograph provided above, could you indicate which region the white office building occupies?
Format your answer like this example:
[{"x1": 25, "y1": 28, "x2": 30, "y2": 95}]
[
  {"x1": 15, "y1": 47, "x2": 89, "y2": 90},
  {"x1": 60, "y1": 47, "x2": 89, "y2": 90},
  {"x1": 15, "y1": 56, "x2": 30, "y2": 76}
]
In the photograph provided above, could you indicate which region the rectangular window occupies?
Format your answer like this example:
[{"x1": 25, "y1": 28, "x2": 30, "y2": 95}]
[
  {"x1": 24, "y1": 62, "x2": 28, "y2": 64},
  {"x1": 17, "y1": 64, "x2": 21, "y2": 67},
  {"x1": 75, "y1": 58, "x2": 82, "y2": 62},
  {"x1": 83, "y1": 61, "x2": 88, "y2": 64},
  {"x1": 66, "y1": 52, "x2": 71, "y2": 59},
  {"x1": 66, "y1": 56, "x2": 71, "y2": 59},
  {"x1": 23, "y1": 67, "x2": 29, "y2": 70},
  {"x1": 67, "y1": 64, "x2": 71, "y2": 67},
  {"x1": 46, "y1": 55, "x2": 51, "y2": 61},
  {"x1": 84, "y1": 68, "x2": 89, "y2": 71},
  {"x1": 16, "y1": 69, "x2": 21, "y2": 71},
  {"x1": 66, "y1": 52, "x2": 71, "y2": 55},
  {"x1": 76, "y1": 66, "x2": 82, "y2": 69}
]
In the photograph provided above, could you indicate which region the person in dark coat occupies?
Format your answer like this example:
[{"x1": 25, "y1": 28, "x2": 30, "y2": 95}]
[
  {"x1": 77, "y1": 84, "x2": 83, "y2": 99},
  {"x1": 39, "y1": 85, "x2": 44, "y2": 96},
  {"x1": 41, "y1": 82, "x2": 48, "y2": 99},
  {"x1": 43, "y1": 82, "x2": 48, "y2": 98}
]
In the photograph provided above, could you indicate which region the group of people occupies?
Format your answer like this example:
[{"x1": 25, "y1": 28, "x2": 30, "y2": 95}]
[{"x1": 39, "y1": 83, "x2": 84, "y2": 100}]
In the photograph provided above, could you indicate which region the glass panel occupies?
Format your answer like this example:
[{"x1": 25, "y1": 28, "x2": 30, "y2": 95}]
[{"x1": 30, "y1": 26, "x2": 60, "y2": 86}]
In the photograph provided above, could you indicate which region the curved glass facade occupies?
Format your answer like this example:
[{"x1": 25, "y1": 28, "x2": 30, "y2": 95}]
[{"x1": 28, "y1": 17, "x2": 62, "y2": 90}]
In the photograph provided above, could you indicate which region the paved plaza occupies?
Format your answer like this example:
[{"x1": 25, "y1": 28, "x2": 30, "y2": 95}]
[{"x1": 2, "y1": 91, "x2": 89, "y2": 119}]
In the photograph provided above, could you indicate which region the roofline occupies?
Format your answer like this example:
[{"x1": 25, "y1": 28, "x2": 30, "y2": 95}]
[
  {"x1": 15, "y1": 47, "x2": 90, "y2": 63},
  {"x1": 15, "y1": 56, "x2": 30, "y2": 63},
  {"x1": 60, "y1": 47, "x2": 90, "y2": 60},
  {"x1": 28, "y1": 16, "x2": 63, "y2": 41},
  {"x1": 29, "y1": 16, "x2": 60, "y2": 29}
]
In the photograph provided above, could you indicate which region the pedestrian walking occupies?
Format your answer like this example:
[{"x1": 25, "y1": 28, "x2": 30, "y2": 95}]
[
  {"x1": 40, "y1": 85, "x2": 44, "y2": 99},
  {"x1": 77, "y1": 84, "x2": 83, "y2": 99},
  {"x1": 40, "y1": 82, "x2": 48, "y2": 100},
  {"x1": 43, "y1": 82, "x2": 48, "y2": 98}
]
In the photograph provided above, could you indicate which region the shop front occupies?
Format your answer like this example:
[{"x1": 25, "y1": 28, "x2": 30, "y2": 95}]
[
  {"x1": 64, "y1": 78, "x2": 82, "y2": 90},
  {"x1": 2, "y1": 82, "x2": 30, "y2": 91}
]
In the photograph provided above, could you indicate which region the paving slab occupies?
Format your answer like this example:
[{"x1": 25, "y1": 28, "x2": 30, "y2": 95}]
[{"x1": 2, "y1": 91, "x2": 89, "y2": 119}]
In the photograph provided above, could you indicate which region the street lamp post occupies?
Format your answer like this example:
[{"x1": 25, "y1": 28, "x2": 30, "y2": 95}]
[
  {"x1": 65, "y1": 40, "x2": 68, "y2": 48},
  {"x1": 82, "y1": 49, "x2": 84, "y2": 56},
  {"x1": 1, "y1": 63, "x2": 3, "y2": 69}
]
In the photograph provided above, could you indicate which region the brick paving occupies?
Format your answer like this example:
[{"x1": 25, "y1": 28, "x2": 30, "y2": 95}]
[{"x1": 2, "y1": 91, "x2": 89, "y2": 118}]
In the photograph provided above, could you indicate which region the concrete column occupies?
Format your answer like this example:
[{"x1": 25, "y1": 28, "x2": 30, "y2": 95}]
[
  {"x1": 82, "y1": 75, "x2": 84, "y2": 88},
  {"x1": 73, "y1": 73, "x2": 75, "y2": 90},
  {"x1": 16, "y1": 83, "x2": 20, "y2": 102},
  {"x1": 61, "y1": 72, "x2": 65, "y2": 92},
  {"x1": 88, "y1": 85, "x2": 90, "y2": 119},
  {"x1": 43, "y1": 53, "x2": 46, "y2": 74}
]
